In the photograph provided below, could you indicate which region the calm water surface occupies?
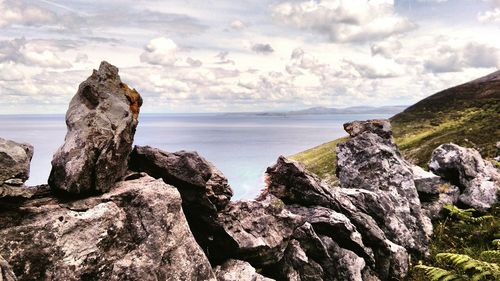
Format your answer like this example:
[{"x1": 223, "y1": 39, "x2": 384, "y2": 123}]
[{"x1": 0, "y1": 113, "x2": 391, "y2": 199}]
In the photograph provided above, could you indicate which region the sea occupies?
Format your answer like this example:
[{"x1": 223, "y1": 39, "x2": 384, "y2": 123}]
[{"x1": 0, "y1": 113, "x2": 392, "y2": 199}]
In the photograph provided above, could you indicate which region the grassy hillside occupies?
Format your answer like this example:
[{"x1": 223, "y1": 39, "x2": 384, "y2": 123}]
[{"x1": 291, "y1": 71, "x2": 500, "y2": 183}]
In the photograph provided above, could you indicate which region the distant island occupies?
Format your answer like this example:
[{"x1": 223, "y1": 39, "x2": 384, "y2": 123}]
[{"x1": 225, "y1": 105, "x2": 407, "y2": 116}]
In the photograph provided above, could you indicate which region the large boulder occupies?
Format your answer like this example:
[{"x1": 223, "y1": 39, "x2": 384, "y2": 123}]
[
  {"x1": 214, "y1": 259, "x2": 274, "y2": 281},
  {"x1": 48, "y1": 61, "x2": 142, "y2": 196},
  {"x1": 429, "y1": 143, "x2": 500, "y2": 211},
  {"x1": 129, "y1": 145, "x2": 233, "y2": 259},
  {"x1": 0, "y1": 175, "x2": 215, "y2": 281},
  {"x1": 0, "y1": 138, "x2": 33, "y2": 189},
  {"x1": 336, "y1": 119, "x2": 428, "y2": 258}
]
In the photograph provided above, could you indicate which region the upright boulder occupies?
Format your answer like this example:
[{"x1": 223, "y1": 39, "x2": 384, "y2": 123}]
[
  {"x1": 429, "y1": 143, "x2": 500, "y2": 211},
  {"x1": 0, "y1": 175, "x2": 215, "y2": 281},
  {"x1": 336, "y1": 119, "x2": 428, "y2": 258},
  {"x1": 0, "y1": 138, "x2": 33, "y2": 189},
  {"x1": 49, "y1": 61, "x2": 142, "y2": 195}
]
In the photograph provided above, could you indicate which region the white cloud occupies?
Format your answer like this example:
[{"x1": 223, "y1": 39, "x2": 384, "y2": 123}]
[
  {"x1": 251, "y1": 43, "x2": 274, "y2": 54},
  {"x1": 0, "y1": 0, "x2": 56, "y2": 28},
  {"x1": 272, "y1": 0, "x2": 416, "y2": 43},
  {"x1": 230, "y1": 20, "x2": 246, "y2": 30},
  {"x1": 140, "y1": 37, "x2": 179, "y2": 66},
  {"x1": 0, "y1": 38, "x2": 71, "y2": 68},
  {"x1": 478, "y1": 8, "x2": 500, "y2": 22}
]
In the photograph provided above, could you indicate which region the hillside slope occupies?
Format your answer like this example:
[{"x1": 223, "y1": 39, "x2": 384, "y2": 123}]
[{"x1": 291, "y1": 70, "x2": 500, "y2": 183}]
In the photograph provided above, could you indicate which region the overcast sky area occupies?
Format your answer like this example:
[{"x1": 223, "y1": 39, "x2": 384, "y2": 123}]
[{"x1": 0, "y1": 0, "x2": 499, "y2": 113}]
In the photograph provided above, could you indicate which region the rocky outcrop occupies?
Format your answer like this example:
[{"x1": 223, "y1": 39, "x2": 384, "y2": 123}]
[
  {"x1": 214, "y1": 259, "x2": 274, "y2": 281},
  {"x1": 0, "y1": 175, "x2": 215, "y2": 281},
  {"x1": 429, "y1": 143, "x2": 500, "y2": 211},
  {"x1": 336, "y1": 120, "x2": 428, "y2": 257},
  {"x1": 412, "y1": 165, "x2": 460, "y2": 221},
  {"x1": 48, "y1": 61, "x2": 142, "y2": 196},
  {"x1": 128, "y1": 145, "x2": 234, "y2": 259},
  {"x1": 266, "y1": 156, "x2": 410, "y2": 280},
  {"x1": 0, "y1": 138, "x2": 33, "y2": 190}
]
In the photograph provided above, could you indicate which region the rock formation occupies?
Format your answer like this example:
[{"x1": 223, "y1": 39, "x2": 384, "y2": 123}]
[
  {"x1": 0, "y1": 175, "x2": 215, "y2": 281},
  {"x1": 215, "y1": 259, "x2": 274, "y2": 281},
  {"x1": 48, "y1": 61, "x2": 142, "y2": 196},
  {"x1": 0, "y1": 138, "x2": 33, "y2": 191},
  {"x1": 429, "y1": 143, "x2": 500, "y2": 211},
  {"x1": 336, "y1": 120, "x2": 429, "y2": 257}
]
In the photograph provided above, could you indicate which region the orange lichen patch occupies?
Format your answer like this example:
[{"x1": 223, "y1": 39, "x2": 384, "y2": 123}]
[{"x1": 120, "y1": 83, "x2": 143, "y2": 120}]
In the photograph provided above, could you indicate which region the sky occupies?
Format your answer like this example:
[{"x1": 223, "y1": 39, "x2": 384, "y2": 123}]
[{"x1": 0, "y1": 0, "x2": 499, "y2": 114}]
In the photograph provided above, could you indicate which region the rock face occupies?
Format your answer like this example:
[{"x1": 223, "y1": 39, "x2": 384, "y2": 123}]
[
  {"x1": 0, "y1": 138, "x2": 33, "y2": 189},
  {"x1": 0, "y1": 255, "x2": 17, "y2": 281},
  {"x1": 412, "y1": 165, "x2": 460, "y2": 221},
  {"x1": 0, "y1": 175, "x2": 215, "y2": 281},
  {"x1": 429, "y1": 143, "x2": 500, "y2": 211},
  {"x1": 266, "y1": 156, "x2": 409, "y2": 280},
  {"x1": 48, "y1": 61, "x2": 142, "y2": 196},
  {"x1": 214, "y1": 259, "x2": 274, "y2": 281},
  {"x1": 336, "y1": 119, "x2": 428, "y2": 258},
  {"x1": 129, "y1": 145, "x2": 233, "y2": 258}
]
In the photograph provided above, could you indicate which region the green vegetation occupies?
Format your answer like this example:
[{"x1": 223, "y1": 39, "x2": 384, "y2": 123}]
[
  {"x1": 410, "y1": 204, "x2": 500, "y2": 281},
  {"x1": 291, "y1": 75, "x2": 500, "y2": 182}
]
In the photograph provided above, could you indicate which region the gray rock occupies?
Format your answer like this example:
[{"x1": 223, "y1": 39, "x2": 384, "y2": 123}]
[
  {"x1": 336, "y1": 119, "x2": 428, "y2": 258},
  {"x1": 265, "y1": 156, "x2": 410, "y2": 280},
  {"x1": 0, "y1": 175, "x2": 215, "y2": 281},
  {"x1": 129, "y1": 145, "x2": 234, "y2": 260},
  {"x1": 214, "y1": 195, "x2": 303, "y2": 266},
  {"x1": 412, "y1": 165, "x2": 460, "y2": 221},
  {"x1": 214, "y1": 259, "x2": 274, "y2": 281},
  {"x1": 429, "y1": 143, "x2": 500, "y2": 211},
  {"x1": 0, "y1": 255, "x2": 17, "y2": 281},
  {"x1": 48, "y1": 61, "x2": 142, "y2": 195},
  {"x1": 0, "y1": 138, "x2": 33, "y2": 187}
]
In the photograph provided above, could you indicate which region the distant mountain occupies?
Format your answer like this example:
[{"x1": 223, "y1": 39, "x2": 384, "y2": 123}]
[
  {"x1": 291, "y1": 69, "x2": 500, "y2": 183},
  {"x1": 226, "y1": 105, "x2": 407, "y2": 116}
]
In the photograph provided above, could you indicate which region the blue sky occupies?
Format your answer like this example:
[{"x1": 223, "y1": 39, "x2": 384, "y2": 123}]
[{"x1": 0, "y1": 0, "x2": 499, "y2": 113}]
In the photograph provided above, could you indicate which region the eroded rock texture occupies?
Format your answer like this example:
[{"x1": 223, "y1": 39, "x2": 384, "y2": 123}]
[
  {"x1": 0, "y1": 175, "x2": 215, "y2": 281},
  {"x1": 48, "y1": 61, "x2": 142, "y2": 195},
  {"x1": 215, "y1": 259, "x2": 274, "y2": 281},
  {"x1": 429, "y1": 143, "x2": 500, "y2": 211},
  {"x1": 336, "y1": 119, "x2": 428, "y2": 258},
  {"x1": 0, "y1": 138, "x2": 33, "y2": 190},
  {"x1": 129, "y1": 145, "x2": 233, "y2": 259}
]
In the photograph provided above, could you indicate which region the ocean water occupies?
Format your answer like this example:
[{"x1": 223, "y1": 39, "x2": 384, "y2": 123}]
[{"x1": 0, "y1": 113, "x2": 391, "y2": 199}]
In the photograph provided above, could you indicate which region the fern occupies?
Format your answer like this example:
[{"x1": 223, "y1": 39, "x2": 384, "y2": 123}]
[
  {"x1": 415, "y1": 264, "x2": 461, "y2": 281},
  {"x1": 442, "y1": 204, "x2": 494, "y2": 223}
]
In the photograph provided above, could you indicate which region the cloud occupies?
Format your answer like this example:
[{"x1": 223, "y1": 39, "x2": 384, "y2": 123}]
[
  {"x1": 230, "y1": 20, "x2": 246, "y2": 30},
  {"x1": 251, "y1": 43, "x2": 274, "y2": 54},
  {"x1": 272, "y1": 0, "x2": 416, "y2": 43},
  {"x1": 370, "y1": 40, "x2": 403, "y2": 58},
  {"x1": 0, "y1": 38, "x2": 71, "y2": 68},
  {"x1": 0, "y1": 0, "x2": 56, "y2": 27},
  {"x1": 478, "y1": 8, "x2": 500, "y2": 22},
  {"x1": 423, "y1": 42, "x2": 499, "y2": 73},
  {"x1": 346, "y1": 56, "x2": 404, "y2": 78},
  {"x1": 140, "y1": 37, "x2": 179, "y2": 66},
  {"x1": 215, "y1": 51, "x2": 235, "y2": 65}
]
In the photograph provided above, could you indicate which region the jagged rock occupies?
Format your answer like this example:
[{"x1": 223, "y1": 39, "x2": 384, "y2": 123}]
[
  {"x1": 0, "y1": 175, "x2": 215, "y2": 281},
  {"x1": 336, "y1": 119, "x2": 428, "y2": 258},
  {"x1": 0, "y1": 138, "x2": 33, "y2": 188},
  {"x1": 48, "y1": 61, "x2": 142, "y2": 195},
  {"x1": 429, "y1": 143, "x2": 500, "y2": 211},
  {"x1": 214, "y1": 259, "x2": 274, "y2": 281},
  {"x1": 0, "y1": 255, "x2": 17, "y2": 281},
  {"x1": 129, "y1": 145, "x2": 234, "y2": 259},
  {"x1": 412, "y1": 166, "x2": 460, "y2": 221},
  {"x1": 129, "y1": 145, "x2": 233, "y2": 213},
  {"x1": 266, "y1": 156, "x2": 410, "y2": 280},
  {"x1": 213, "y1": 195, "x2": 303, "y2": 266}
]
